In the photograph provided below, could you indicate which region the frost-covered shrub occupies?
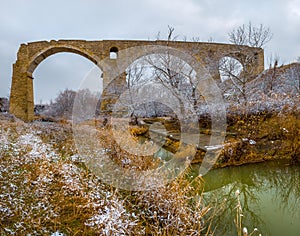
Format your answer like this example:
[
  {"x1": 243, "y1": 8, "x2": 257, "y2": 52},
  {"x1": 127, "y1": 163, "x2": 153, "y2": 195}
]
[{"x1": 126, "y1": 175, "x2": 211, "y2": 235}]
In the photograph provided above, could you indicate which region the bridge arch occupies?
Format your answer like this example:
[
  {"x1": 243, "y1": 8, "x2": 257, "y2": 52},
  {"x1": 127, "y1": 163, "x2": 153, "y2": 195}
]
[
  {"x1": 9, "y1": 40, "x2": 264, "y2": 121},
  {"x1": 28, "y1": 45, "x2": 100, "y2": 74}
]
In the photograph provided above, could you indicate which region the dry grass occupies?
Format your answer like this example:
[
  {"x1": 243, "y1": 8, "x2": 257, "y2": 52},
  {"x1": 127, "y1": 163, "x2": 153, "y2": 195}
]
[
  {"x1": 122, "y1": 173, "x2": 212, "y2": 235},
  {"x1": 129, "y1": 125, "x2": 149, "y2": 136},
  {"x1": 216, "y1": 108, "x2": 300, "y2": 167},
  {"x1": 0, "y1": 119, "x2": 213, "y2": 235},
  {"x1": 234, "y1": 190, "x2": 261, "y2": 236}
]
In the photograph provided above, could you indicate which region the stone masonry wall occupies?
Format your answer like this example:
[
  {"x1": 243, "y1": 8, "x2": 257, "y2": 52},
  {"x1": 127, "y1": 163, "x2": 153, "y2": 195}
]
[{"x1": 9, "y1": 40, "x2": 264, "y2": 121}]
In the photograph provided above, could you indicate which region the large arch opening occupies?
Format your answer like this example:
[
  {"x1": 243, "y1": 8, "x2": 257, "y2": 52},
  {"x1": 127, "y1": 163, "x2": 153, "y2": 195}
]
[
  {"x1": 32, "y1": 51, "x2": 102, "y2": 118},
  {"x1": 123, "y1": 53, "x2": 201, "y2": 118}
]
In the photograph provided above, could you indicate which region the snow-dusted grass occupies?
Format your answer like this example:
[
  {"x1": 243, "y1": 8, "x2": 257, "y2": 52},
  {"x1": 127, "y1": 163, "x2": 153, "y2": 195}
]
[
  {"x1": 1, "y1": 104, "x2": 298, "y2": 234},
  {"x1": 124, "y1": 174, "x2": 211, "y2": 235},
  {"x1": 0, "y1": 119, "x2": 212, "y2": 235},
  {"x1": 0, "y1": 121, "x2": 135, "y2": 235}
]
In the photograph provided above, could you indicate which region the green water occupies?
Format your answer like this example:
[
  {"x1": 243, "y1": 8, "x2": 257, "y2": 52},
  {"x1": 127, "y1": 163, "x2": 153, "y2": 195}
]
[{"x1": 192, "y1": 160, "x2": 300, "y2": 236}]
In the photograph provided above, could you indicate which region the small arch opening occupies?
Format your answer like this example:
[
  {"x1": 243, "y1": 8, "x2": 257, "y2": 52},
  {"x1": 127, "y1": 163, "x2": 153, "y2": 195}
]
[
  {"x1": 218, "y1": 56, "x2": 243, "y2": 82},
  {"x1": 110, "y1": 47, "x2": 118, "y2": 59}
]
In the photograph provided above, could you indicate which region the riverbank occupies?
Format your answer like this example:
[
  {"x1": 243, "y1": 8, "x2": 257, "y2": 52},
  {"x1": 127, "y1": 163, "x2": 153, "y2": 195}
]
[
  {"x1": 135, "y1": 109, "x2": 300, "y2": 168},
  {"x1": 214, "y1": 109, "x2": 300, "y2": 167}
]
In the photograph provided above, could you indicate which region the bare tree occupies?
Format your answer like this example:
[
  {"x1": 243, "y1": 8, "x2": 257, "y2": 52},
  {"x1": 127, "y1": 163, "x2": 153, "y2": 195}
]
[
  {"x1": 218, "y1": 56, "x2": 244, "y2": 102},
  {"x1": 44, "y1": 88, "x2": 99, "y2": 120},
  {"x1": 125, "y1": 58, "x2": 178, "y2": 119},
  {"x1": 121, "y1": 26, "x2": 203, "y2": 119},
  {"x1": 144, "y1": 51, "x2": 201, "y2": 115},
  {"x1": 219, "y1": 22, "x2": 273, "y2": 104},
  {"x1": 73, "y1": 89, "x2": 100, "y2": 121},
  {"x1": 48, "y1": 89, "x2": 76, "y2": 119},
  {"x1": 125, "y1": 60, "x2": 148, "y2": 122},
  {"x1": 263, "y1": 55, "x2": 281, "y2": 95},
  {"x1": 149, "y1": 27, "x2": 202, "y2": 114},
  {"x1": 167, "y1": 25, "x2": 175, "y2": 41},
  {"x1": 229, "y1": 22, "x2": 273, "y2": 47}
]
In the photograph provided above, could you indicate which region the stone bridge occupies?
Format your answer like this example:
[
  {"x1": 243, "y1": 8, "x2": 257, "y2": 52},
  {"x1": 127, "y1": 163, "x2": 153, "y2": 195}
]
[{"x1": 9, "y1": 39, "x2": 264, "y2": 121}]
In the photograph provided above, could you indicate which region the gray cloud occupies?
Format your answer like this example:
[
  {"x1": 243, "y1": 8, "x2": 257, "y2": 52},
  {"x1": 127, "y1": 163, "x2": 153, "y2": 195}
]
[{"x1": 0, "y1": 0, "x2": 299, "y2": 102}]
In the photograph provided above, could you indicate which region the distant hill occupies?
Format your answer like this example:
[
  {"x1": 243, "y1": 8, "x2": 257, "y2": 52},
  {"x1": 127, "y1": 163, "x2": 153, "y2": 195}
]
[
  {"x1": 217, "y1": 62, "x2": 300, "y2": 113},
  {"x1": 248, "y1": 62, "x2": 300, "y2": 99}
]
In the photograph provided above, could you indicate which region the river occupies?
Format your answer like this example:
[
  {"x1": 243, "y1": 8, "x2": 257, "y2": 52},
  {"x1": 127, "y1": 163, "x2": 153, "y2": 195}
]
[
  {"x1": 148, "y1": 124, "x2": 300, "y2": 235},
  {"x1": 191, "y1": 160, "x2": 300, "y2": 236}
]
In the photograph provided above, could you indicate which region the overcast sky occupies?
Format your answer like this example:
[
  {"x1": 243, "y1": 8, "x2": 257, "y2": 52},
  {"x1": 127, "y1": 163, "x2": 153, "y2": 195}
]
[{"x1": 1, "y1": 0, "x2": 300, "y2": 103}]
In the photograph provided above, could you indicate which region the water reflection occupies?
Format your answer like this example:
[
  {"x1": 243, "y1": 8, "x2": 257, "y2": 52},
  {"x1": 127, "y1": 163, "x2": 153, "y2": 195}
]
[{"x1": 191, "y1": 161, "x2": 300, "y2": 235}]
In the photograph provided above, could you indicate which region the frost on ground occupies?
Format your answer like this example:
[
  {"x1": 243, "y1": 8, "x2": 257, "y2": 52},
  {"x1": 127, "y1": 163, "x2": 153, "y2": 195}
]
[
  {"x1": 0, "y1": 121, "x2": 138, "y2": 235},
  {"x1": 0, "y1": 120, "x2": 209, "y2": 235}
]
